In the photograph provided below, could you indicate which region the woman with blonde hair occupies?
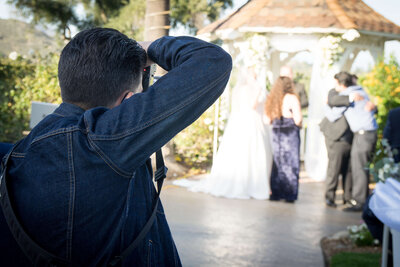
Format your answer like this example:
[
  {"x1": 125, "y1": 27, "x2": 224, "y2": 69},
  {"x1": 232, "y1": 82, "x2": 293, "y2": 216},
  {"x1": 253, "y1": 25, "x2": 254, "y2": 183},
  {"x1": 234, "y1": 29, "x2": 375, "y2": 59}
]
[{"x1": 265, "y1": 76, "x2": 302, "y2": 202}]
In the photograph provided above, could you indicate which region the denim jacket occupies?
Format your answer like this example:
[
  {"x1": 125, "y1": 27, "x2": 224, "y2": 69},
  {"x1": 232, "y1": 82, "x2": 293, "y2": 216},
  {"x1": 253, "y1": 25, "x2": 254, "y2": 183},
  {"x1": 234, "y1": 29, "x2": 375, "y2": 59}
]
[{"x1": 2, "y1": 36, "x2": 232, "y2": 266}]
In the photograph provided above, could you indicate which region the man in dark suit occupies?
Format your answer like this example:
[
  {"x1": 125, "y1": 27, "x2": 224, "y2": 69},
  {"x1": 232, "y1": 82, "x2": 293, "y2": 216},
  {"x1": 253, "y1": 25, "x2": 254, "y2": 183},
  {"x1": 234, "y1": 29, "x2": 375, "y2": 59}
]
[
  {"x1": 383, "y1": 107, "x2": 400, "y2": 163},
  {"x1": 320, "y1": 89, "x2": 357, "y2": 207}
]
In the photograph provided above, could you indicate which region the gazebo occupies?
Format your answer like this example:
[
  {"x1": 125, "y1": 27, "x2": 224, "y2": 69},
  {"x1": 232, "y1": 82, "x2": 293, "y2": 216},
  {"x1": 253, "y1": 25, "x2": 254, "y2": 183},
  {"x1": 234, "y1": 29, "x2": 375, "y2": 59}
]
[{"x1": 197, "y1": 0, "x2": 400, "y2": 180}]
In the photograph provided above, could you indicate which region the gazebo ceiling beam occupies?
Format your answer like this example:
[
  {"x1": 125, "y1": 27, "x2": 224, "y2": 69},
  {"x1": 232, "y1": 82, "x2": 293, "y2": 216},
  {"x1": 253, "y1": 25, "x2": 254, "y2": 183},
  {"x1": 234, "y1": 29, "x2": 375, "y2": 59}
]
[
  {"x1": 237, "y1": 27, "x2": 348, "y2": 35},
  {"x1": 358, "y1": 30, "x2": 400, "y2": 41}
]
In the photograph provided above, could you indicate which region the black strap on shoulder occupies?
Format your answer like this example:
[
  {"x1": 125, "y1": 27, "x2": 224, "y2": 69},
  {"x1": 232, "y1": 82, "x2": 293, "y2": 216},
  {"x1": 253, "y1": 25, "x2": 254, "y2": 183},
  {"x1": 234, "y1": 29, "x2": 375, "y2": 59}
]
[
  {"x1": 108, "y1": 149, "x2": 167, "y2": 267},
  {"x1": 0, "y1": 145, "x2": 167, "y2": 267},
  {"x1": 0, "y1": 143, "x2": 70, "y2": 267}
]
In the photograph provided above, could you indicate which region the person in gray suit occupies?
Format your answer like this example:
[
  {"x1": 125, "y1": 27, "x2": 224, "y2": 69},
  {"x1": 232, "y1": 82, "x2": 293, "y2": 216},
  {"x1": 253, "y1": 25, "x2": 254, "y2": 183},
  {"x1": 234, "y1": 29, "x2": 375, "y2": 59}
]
[{"x1": 329, "y1": 72, "x2": 378, "y2": 212}]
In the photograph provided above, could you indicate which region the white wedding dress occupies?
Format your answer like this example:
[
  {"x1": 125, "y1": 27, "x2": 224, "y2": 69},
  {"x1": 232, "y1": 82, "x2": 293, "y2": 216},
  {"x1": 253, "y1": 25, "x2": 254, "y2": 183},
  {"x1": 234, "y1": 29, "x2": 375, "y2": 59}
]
[{"x1": 173, "y1": 73, "x2": 273, "y2": 200}]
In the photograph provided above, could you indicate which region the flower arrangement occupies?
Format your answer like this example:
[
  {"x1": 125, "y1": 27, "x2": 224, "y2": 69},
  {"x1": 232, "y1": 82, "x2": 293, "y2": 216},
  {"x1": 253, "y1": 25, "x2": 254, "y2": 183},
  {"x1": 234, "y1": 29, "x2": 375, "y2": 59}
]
[
  {"x1": 318, "y1": 35, "x2": 344, "y2": 67},
  {"x1": 232, "y1": 33, "x2": 270, "y2": 70},
  {"x1": 347, "y1": 223, "x2": 379, "y2": 247},
  {"x1": 370, "y1": 139, "x2": 400, "y2": 183}
]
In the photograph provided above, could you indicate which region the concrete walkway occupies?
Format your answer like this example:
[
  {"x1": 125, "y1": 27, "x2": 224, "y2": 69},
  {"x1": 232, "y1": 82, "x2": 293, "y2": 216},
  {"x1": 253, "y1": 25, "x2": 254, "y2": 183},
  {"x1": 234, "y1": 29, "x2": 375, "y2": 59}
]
[{"x1": 161, "y1": 177, "x2": 362, "y2": 267}]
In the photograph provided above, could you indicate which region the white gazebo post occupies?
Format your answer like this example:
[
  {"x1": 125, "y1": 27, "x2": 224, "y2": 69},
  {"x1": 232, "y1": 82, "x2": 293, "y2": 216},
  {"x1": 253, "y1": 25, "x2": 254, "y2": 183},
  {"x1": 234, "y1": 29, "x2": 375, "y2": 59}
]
[{"x1": 305, "y1": 35, "x2": 353, "y2": 180}]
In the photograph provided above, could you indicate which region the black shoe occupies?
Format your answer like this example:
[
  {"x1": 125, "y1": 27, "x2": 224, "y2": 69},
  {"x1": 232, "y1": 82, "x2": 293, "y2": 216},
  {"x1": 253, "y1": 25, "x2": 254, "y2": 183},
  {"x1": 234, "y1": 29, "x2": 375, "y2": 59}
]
[
  {"x1": 269, "y1": 196, "x2": 280, "y2": 201},
  {"x1": 326, "y1": 199, "x2": 337, "y2": 208},
  {"x1": 343, "y1": 202, "x2": 363, "y2": 212}
]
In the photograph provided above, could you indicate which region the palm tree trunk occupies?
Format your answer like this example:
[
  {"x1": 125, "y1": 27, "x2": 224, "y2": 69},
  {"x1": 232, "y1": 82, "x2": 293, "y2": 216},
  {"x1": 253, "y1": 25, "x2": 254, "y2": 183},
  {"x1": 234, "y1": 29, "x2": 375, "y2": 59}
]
[
  {"x1": 145, "y1": 0, "x2": 188, "y2": 178},
  {"x1": 144, "y1": 0, "x2": 170, "y2": 40}
]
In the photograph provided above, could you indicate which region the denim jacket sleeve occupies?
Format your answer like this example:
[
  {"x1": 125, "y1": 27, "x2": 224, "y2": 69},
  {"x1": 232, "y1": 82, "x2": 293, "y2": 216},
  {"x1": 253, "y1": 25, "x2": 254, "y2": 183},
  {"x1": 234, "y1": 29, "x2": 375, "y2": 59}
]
[{"x1": 83, "y1": 36, "x2": 232, "y2": 175}]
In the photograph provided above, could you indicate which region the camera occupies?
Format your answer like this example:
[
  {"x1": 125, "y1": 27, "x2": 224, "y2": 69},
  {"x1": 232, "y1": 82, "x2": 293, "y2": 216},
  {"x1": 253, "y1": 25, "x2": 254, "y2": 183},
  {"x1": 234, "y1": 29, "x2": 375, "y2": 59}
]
[{"x1": 142, "y1": 64, "x2": 157, "y2": 92}]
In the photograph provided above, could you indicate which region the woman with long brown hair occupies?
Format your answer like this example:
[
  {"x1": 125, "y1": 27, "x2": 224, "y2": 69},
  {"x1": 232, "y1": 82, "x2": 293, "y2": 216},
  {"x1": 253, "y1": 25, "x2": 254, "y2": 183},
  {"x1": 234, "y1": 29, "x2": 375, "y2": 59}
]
[{"x1": 265, "y1": 76, "x2": 302, "y2": 202}]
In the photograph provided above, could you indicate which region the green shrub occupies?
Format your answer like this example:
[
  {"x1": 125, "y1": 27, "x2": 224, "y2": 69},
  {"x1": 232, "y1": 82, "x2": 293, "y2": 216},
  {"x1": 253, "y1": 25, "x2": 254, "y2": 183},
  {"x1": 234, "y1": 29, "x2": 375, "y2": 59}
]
[
  {"x1": 360, "y1": 57, "x2": 400, "y2": 166},
  {"x1": 360, "y1": 57, "x2": 400, "y2": 138},
  {"x1": 0, "y1": 53, "x2": 61, "y2": 143},
  {"x1": 347, "y1": 223, "x2": 378, "y2": 247},
  {"x1": 172, "y1": 103, "x2": 225, "y2": 169}
]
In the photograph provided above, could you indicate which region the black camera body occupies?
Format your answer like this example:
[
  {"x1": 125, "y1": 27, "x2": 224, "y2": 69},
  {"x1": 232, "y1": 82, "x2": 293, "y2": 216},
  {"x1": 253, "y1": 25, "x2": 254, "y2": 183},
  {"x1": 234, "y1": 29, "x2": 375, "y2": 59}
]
[{"x1": 142, "y1": 64, "x2": 157, "y2": 92}]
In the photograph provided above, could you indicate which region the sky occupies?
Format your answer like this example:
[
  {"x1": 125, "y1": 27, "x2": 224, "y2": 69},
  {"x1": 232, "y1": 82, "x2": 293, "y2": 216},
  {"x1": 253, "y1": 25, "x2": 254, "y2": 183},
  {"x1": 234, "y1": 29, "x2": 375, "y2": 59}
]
[{"x1": 0, "y1": 0, "x2": 399, "y2": 70}]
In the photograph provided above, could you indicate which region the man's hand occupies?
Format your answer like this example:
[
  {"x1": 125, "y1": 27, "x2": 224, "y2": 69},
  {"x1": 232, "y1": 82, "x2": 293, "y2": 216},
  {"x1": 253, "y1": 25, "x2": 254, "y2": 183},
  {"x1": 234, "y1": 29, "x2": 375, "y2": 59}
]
[
  {"x1": 139, "y1": 41, "x2": 154, "y2": 67},
  {"x1": 353, "y1": 93, "x2": 364, "y2": 102},
  {"x1": 364, "y1": 101, "x2": 376, "y2": 112}
]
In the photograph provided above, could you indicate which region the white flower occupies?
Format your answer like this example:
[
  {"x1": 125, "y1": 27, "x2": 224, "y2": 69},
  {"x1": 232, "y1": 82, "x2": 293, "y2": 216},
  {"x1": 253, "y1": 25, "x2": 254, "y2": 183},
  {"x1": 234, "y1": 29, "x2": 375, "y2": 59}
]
[
  {"x1": 381, "y1": 139, "x2": 389, "y2": 147},
  {"x1": 390, "y1": 164, "x2": 399, "y2": 174},
  {"x1": 342, "y1": 29, "x2": 360, "y2": 42},
  {"x1": 379, "y1": 168, "x2": 385, "y2": 180},
  {"x1": 349, "y1": 225, "x2": 358, "y2": 233},
  {"x1": 383, "y1": 163, "x2": 391, "y2": 172},
  {"x1": 9, "y1": 51, "x2": 18, "y2": 60},
  {"x1": 204, "y1": 118, "x2": 212, "y2": 125}
]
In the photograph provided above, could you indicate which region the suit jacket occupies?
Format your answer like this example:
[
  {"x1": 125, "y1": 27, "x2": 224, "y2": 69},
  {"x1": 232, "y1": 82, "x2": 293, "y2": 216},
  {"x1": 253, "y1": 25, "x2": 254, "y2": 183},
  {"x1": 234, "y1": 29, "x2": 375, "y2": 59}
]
[
  {"x1": 294, "y1": 82, "x2": 309, "y2": 109},
  {"x1": 327, "y1": 89, "x2": 350, "y2": 107},
  {"x1": 320, "y1": 89, "x2": 352, "y2": 142},
  {"x1": 384, "y1": 107, "x2": 400, "y2": 162}
]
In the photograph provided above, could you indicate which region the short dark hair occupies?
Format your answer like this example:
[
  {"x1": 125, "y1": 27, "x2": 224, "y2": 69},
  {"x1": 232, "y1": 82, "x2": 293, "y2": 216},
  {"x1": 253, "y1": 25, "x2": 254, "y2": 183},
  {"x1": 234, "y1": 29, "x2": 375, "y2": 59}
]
[
  {"x1": 351, "y1": 74, "x2": 358, "y2": 85},
  {"x1": 334, "y1": 71, "x2": 353, "y2": 88},
  {"x1": 58, "y1": 28, "x2": 147, "y2": 109}
]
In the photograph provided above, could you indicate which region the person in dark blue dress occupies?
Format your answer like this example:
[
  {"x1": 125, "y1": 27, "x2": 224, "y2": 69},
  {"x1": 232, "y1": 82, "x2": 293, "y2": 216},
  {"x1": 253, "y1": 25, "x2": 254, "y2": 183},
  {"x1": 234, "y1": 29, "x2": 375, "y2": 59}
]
[{"x1": 265, "y1": 76, "x2": 302, "y2": 202}]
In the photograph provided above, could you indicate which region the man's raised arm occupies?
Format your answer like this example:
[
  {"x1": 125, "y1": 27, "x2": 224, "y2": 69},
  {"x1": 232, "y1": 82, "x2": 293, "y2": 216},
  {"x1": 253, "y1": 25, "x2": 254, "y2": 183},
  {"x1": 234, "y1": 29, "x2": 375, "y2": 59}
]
[{"x1": 87, "y1": 36, "x2": 232, "y2": 170}]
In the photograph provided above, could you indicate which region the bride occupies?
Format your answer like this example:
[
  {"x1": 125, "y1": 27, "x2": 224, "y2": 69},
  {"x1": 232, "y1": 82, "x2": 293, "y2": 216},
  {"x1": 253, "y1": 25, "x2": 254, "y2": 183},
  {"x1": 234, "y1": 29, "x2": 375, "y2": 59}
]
[{"x1": 174, "y1": 67, "x2": 273, "y2": 200}]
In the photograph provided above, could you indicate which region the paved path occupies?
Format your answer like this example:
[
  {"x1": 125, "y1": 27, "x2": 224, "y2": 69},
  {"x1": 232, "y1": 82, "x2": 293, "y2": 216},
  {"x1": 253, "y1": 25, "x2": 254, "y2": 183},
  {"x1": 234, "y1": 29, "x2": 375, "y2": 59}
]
[{"x1": 161, "y1": 177, "x2": 362, "y2": 267}]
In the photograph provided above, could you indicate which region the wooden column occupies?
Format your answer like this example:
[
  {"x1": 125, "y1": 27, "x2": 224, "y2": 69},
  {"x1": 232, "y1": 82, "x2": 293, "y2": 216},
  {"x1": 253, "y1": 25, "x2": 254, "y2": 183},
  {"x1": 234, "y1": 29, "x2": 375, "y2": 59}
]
[{"x1": 144, "y1": 0, "x2": 170, "y2": 40}]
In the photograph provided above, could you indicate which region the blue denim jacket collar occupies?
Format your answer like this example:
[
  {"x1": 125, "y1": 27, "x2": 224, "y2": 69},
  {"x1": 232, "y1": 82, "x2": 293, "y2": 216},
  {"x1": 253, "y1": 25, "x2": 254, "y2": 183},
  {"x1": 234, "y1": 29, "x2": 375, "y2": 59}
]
[{"x1": 54, "y1": 102, "x2": 86, "y2": 117}]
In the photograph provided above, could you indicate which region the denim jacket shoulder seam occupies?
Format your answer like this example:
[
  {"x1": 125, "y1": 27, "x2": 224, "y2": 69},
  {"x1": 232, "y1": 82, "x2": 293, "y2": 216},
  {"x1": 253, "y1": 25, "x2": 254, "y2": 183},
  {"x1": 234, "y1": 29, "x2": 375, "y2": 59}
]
[
  {"x1": 66, "y1": 131, "x2": 75, "y2": 260},
  {"x1": 90, "y1": 69, "x2": 231, "y2": 141},
  {"x1": 10, "y1": 152, "x2": 25, "y2": 158},
  {"x1": 53, "y1": 112, "x2": 66, "y2": 117},
  {"x1": 86, "y1": 136, "x2": 133, "y2": 178},
  {"x1": 84, "y1": 115, "x2": 132, "y2": 177},
  {"x1": 31, "y1": 127, "x2": 82, "y2": 145}
]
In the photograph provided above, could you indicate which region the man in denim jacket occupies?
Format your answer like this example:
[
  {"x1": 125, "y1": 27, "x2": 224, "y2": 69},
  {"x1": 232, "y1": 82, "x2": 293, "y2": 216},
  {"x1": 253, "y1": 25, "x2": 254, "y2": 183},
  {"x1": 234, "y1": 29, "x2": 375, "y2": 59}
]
[{"x1": 0, "y1": 28, "x2": 232, "y2": 266}]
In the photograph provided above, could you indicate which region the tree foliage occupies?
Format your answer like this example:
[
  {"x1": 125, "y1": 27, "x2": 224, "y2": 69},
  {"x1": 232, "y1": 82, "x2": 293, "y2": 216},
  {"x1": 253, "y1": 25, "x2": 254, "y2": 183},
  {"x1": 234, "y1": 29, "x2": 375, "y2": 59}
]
[
  {"x1": 360, "y1": 57, "x2": 400, "y2": 165},
  {"x1": 0, "y1": 54, "x2": 61, "y2": 142},
  {"x1": 7, "y1": 0, "x2": 233, "y2": 38},
  {"x1": 7, "y1": 0, "x2": 80, "y2": 39},
  {"x1": 170, "y1": 0, "x2": 233, "y2": 33},
  {"x1": 360, "y1": 56, "x2": 400, "y2": 138},
  {"x1": 103, "y1": 0, "x2": 145, "y2": 39}
]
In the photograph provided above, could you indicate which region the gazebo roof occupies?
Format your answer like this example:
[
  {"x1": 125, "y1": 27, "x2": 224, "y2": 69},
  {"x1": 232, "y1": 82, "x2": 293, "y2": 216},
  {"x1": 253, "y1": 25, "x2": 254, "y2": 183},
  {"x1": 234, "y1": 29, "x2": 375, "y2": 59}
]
[{"x1": 198, "y1": 0, "x2": 400, "y2": 39}]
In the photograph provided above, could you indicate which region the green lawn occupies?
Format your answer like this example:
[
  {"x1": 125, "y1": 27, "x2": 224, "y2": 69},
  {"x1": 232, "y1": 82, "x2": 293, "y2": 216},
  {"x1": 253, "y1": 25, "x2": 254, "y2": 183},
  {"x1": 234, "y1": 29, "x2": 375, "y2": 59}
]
[{"x1": 331, "y1": 252, "x2": 381, "y2": 267}]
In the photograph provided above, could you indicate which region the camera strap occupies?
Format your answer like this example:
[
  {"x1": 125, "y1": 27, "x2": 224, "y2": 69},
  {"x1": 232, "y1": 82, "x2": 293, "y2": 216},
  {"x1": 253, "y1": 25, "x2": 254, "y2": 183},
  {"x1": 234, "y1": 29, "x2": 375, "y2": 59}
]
[
  {"x1": 0, "y1": 141, "x2": 69, "y2": 266},
  {"x1": 0, "y1": 142, "x2": 167, "y2": 267},
  {"x1": 108, "y1": 149, "x2": 167, "y2": 266}
]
